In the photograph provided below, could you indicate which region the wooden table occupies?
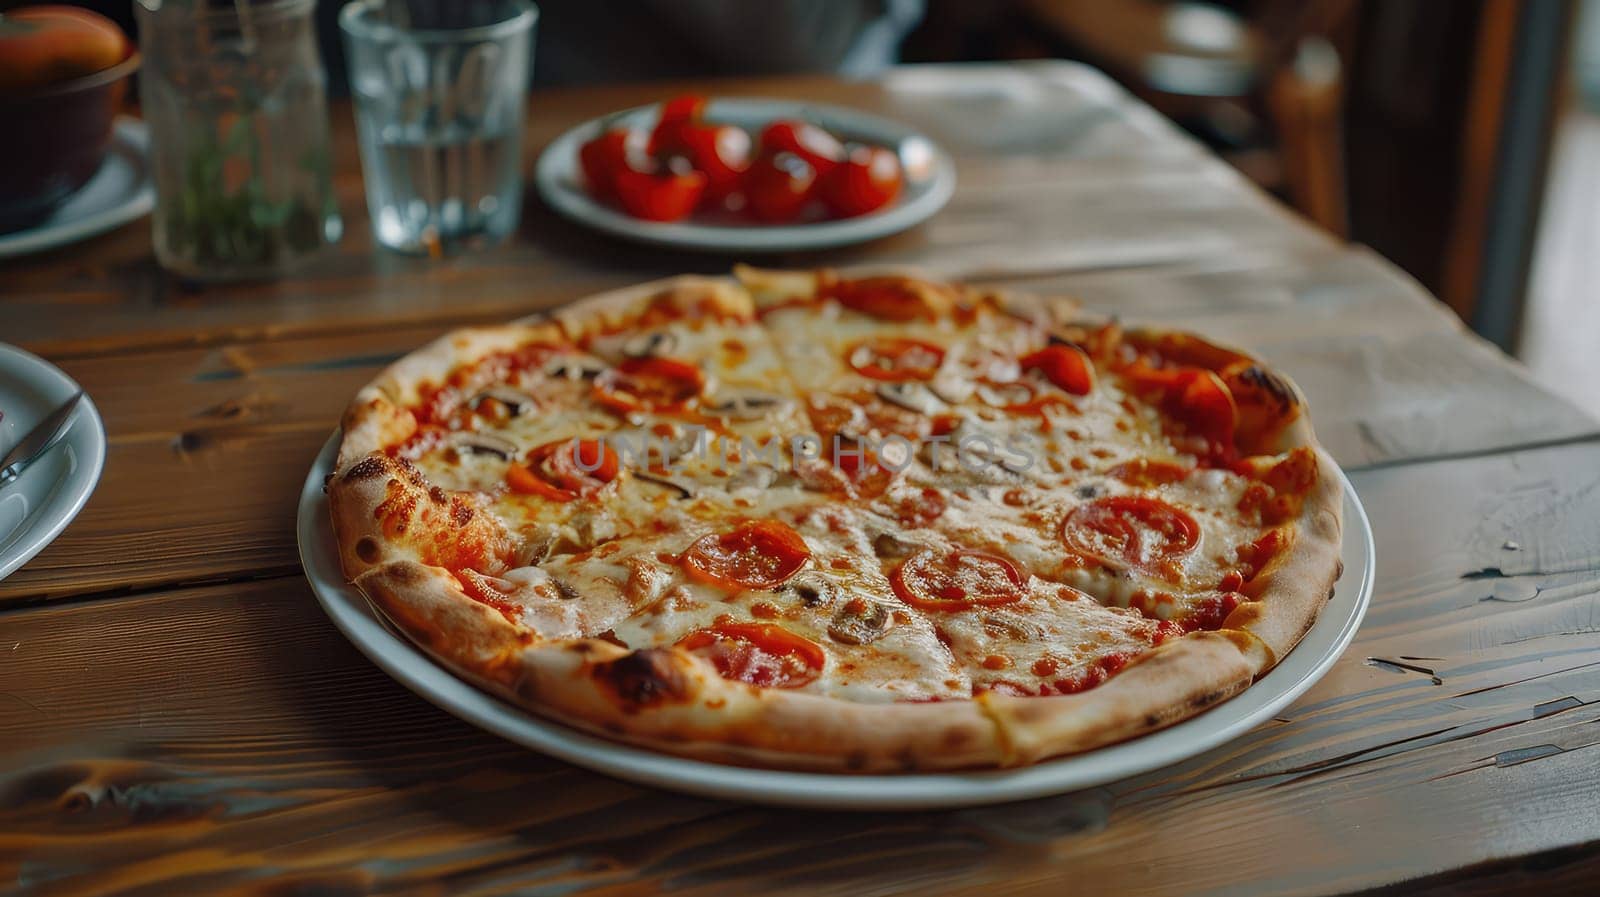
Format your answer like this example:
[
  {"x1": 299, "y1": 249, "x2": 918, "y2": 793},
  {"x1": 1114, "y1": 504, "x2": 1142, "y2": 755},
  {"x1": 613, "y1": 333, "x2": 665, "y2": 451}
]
[{"x1": 4, "y1": 62, "x2": 1599, "y2": 896}]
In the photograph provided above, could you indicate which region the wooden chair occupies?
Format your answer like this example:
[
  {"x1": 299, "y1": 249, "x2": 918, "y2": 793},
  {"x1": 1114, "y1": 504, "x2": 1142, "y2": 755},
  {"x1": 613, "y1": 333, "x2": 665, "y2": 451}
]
[{"x1": 1015, "y1": 0, "x2": 1358, "y2": 237}]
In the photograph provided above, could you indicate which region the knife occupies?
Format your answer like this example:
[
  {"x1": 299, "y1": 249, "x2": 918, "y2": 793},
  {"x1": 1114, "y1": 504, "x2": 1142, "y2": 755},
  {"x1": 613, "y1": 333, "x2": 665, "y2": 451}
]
[{"x1": 0, "y1": 392, "x2": 82, "y2": 487}]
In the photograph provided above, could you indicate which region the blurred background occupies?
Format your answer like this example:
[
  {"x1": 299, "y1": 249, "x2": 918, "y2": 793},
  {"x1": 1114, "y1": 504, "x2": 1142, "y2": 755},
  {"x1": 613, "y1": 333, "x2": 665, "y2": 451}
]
[{"x1": 16, "y1": 0, "x2": 1600, "y2": 419}]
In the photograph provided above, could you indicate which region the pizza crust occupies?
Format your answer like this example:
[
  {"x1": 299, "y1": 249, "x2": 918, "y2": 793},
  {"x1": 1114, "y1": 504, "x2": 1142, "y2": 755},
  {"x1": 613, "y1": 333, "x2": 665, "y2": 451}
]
[
  {"x1": 979, "y1": 630, "x2": 1258, "y2": 764},
  {"x1": 327, "y1": 268, "x2": 1348, "y2": 772},
  {"x1": 1222, "y1": 447, "x2": 1345, "y2": 665}
]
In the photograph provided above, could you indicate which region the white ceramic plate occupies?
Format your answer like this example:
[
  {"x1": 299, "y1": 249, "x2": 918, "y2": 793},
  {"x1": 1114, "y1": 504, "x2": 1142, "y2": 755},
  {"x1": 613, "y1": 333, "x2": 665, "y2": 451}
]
[
  {"x1": 299, "y1": 431, "x2": 1373, "y2": 809},
  {"x1": 0, "y1": 345, "x2": 107, "y2": 582},
  {"x1": 0, "y1": 118, "x2": 154, "y2": 260},
  {"x1": 534, "y1": 98, "x2": 957, "y2": 252}
]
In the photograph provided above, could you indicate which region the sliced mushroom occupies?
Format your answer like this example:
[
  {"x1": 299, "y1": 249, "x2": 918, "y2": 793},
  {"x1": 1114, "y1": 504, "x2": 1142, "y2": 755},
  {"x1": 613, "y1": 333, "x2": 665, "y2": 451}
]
[
  {"x1": 622, "y1": 330, "x2": 678, "y2": 359},
  {"x1": 471, "y1": 386, "x2": 537, "y2": 416},
  {"x1": 543, "y1": 356, "x2": 607, "y2": 381},
  {"x1": 703, "y1": 390, "x2": 792, "y2": 421},
  {"x1": 635, "y1": 470, "x2": 696, "y2": 498},
  {"x1": 727, "y1": 463, "x2": 778, "y2": 492},
  {"x1": 448, "y1": 431, "x2": 518, "y2": 460},
  {"x1": 661, "y1": 430, "x2": 708, "y2": 465},
  {"x1": 829, "y1": 599, "x2": 894, "y2": 645},
  {"x1": 876, "y1": 382, "x2": 944, "y2": 416},
  {"x1": 519, "y1": 534, "x2": 556, "y2": 566},
  {"x1": 975, "y1": 381, "x2": 1033, "y2": 409},
  {"x1": 783, "y1": 572, "x2": 838, "y2": 608},
  {"x1": 872, "y1": 531, "x2": 919, "y2": 559},
  {"x1": 924, "y1": 423, "x2": 1027, "y2": 484},
  {"x1": 569, "y1": 509, "x2": 618, "y2": 547},
  {"x1": 928, "y1": 377, "x2": 975, "y2": 405},
  {"x1": 982, "y1": 610, "x2": 1045, "y2": 641},
  {"x1": 543, "y1": 530, "x2": 585, "y2": 558}
]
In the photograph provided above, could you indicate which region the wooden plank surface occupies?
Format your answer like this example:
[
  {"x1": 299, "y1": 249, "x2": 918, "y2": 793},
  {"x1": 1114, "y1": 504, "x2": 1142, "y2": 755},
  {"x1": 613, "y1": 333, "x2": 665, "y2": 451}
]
[
  {"x1": 5, "y1": 440, "x2": 1599, "y2": 896},
  {"x1": 2, "y1": 61, "x2": 1597, "y2": 895}
]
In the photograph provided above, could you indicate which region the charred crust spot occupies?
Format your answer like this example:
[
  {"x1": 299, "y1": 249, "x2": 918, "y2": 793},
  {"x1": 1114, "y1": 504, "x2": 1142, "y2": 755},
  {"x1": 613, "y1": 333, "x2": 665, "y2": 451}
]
[
  {"x1": 941, "y1": 726, "x2": 975, "y2": 750},
  {"x1": 396, "y1": 457, "x2": 429, "y2": 488},
  {"x1": 449, "y1": 497, "x2": 475, "y2": 528},
  {"x1": 344, "y1": 456, "x2": 390, "y2": 482},
  {"x1": 1239, "y1": 365, "x2": 1298, "y2": 410},
  {"x1": 845, "y1": 752, "x2": 869, "y2": 771},
  {"x1": 1192, "y1": 688, "x2": 1229, "y2": 709},
  {"x1": 428, "y1": 486, "x2": 447, "y2": 504},
  {"x1": 355, "y1": 538, "x2": 381, "y2": 564},
  {"x1": 593, "y1": 649, "x2": 691, "y2": 711},
  {"x1": 569, "y1": 636, "x2": 625, "y2": 654}
]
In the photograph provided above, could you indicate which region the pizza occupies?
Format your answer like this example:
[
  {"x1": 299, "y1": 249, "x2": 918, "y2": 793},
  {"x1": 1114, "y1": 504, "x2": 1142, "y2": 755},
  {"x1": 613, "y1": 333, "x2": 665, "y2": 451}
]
[{"x1": 327, "y1": 267, "x2": 1343, "y2": 771}]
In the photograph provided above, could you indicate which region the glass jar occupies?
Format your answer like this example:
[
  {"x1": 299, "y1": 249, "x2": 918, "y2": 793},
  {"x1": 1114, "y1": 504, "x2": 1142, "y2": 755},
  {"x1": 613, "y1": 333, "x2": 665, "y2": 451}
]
[{"x1": 136, "y1": 0, "x2": 342, "y2": 280}]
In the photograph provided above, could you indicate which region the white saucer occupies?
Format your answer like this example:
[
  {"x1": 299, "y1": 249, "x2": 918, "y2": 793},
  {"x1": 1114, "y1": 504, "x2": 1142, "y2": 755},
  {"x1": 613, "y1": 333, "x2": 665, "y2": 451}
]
[
  {"x1": 0, "y1": 345, "x2": 107, "y2": 582},
  {"x1": 535, "y1": 98, "x2": 957, "y2": 253},
  {"x1": 298, "y1": 432, "x2": 1373, "y2": 809},
  {"x1": 0, "y1": 118, "x2": 153, "y2": 260}
]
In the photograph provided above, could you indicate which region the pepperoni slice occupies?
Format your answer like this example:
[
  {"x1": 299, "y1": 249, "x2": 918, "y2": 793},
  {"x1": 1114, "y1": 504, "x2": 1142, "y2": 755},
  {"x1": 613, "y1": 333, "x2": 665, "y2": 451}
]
[
  {"x1": 593, "y1": 357, "x2": 706, "y2": 415},
  {"x1": 455, "y1": 569, "x2": 523, "y2": 622},
  {"x1": 890, "y1": 548, "x2": 1027, "y2": 612},
  {"x1": 1180, "y1": 592, "x2": 1243, "y2": 633},
  {"x1": 830, "y1": 445, "x2": 895, "y2": 499},
  {"x1": 1106, "y1": 458, "x2": 1191, "y2": 487},
  {"x1": 847, "y1": 338, "x2": 945, "y2": 381},
  {"x1": 1063, "y1": 495, "x2": 1200, "y2": 572},
  {"x1": 1020, "y1": 344, "x2": 1094, "y2": 396},
  {"x1": 681, "y1": 520, "x2": 811, "y2": 591},
  {"x1": 1123, "y1": 362, "x2": 1239, "y2": 453},
  {"x1": 827, "y1": 277, "x2": 945, "y2": 321},
  {"x1": 677, "y1": 620, "x2": 825, "y2": 688},
  {"x1": 507, "y1": 438, "x2": 620, "y2": 501},
  {"x1": 1174, "y1": 369, "x2": 1238, "y2": 446},
  {"x1": 978, "y1": 380, "x2": 1073, "y2": 417}
]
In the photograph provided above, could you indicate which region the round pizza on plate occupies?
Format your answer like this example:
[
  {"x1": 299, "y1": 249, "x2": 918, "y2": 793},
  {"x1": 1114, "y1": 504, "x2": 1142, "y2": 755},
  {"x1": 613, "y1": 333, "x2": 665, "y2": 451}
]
[{"x1": 327, "y1": 267, "x2": 1343, "y2": 772}]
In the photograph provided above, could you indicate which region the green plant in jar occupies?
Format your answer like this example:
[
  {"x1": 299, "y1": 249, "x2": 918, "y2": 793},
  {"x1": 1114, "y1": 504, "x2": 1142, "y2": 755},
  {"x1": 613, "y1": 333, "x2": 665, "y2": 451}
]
[
  {"x1": 136, "y1": 0, "x2": 340, "y2": 280},
  {"x1": 160, "y1": 102, "x2": 336, "y2": 267}
]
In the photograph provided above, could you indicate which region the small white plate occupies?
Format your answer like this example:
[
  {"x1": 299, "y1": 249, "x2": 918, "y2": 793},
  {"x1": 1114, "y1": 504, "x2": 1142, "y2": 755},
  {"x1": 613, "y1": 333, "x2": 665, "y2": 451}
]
[
  {"x1": 534, "y1": 98, "x2": 957, "y2": 253},
  {"x1": 0, "y1": 345, "x2": 107, "y2": 582},
  {"x1": 299, "y1": 432, "x2": 1373, "y2": 809},
  {"x1": 0, "y1": 118, "x2": 154, "y2": 260}
]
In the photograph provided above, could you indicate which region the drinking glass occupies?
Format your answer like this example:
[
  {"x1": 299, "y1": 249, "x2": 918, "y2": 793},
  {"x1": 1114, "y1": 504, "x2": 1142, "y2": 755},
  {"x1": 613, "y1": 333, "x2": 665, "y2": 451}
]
[{"x1": 339, "y1": 0, "x2": 537, "y2": 256}]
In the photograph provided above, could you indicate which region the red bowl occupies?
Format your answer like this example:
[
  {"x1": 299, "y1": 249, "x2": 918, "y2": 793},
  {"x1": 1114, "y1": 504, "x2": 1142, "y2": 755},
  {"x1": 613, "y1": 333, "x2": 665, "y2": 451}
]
[{"x1": 0, "y1": 49, "x2": 140, "y2": 233}]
